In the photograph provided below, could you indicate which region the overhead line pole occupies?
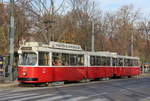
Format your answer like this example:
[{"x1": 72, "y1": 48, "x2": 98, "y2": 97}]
[
  {"x1": 91, "y1": 21, "x2": 95, "y2": 52},
  {"x1": 131, "y1": 33, "x2": 133, "y2": 56},
  {"x1": 8, "y1": 0, "x2": 15, "y2": 81}
]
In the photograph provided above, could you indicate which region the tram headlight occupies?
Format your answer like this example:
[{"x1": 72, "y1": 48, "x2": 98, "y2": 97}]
[{"x1": 22, "y1": 72, "x2": 27, "y2": 76}]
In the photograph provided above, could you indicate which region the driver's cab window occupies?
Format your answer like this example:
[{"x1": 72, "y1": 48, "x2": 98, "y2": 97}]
[
  {"x1": 38, "y1": 52, "x2": 49, "y2": 66},
  {"x1": 19, "y1": 52, "x2": 37, "y2": 66}
]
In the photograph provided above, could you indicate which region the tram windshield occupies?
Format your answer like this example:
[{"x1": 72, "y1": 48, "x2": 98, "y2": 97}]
[{"x1": 19, "y1": 52, "x2": 37, "y2": 66}]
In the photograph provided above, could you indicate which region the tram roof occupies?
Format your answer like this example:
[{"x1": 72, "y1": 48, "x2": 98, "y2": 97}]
[
  {"x1": 88, "y1": 51, "x2": 139, "y2": 59},
  {"x1": 21, "y1": 41, "x2": 83, "y2": 51},
  {"x1": 19, "y1": 42, "x2": 139, "y2": 60}
]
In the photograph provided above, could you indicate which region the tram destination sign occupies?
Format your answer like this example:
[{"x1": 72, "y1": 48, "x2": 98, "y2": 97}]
[
  {"x1": 21, "y1": 47, "x2": 32, "y2": 50},
  {"x1": 49, "y1": 42, "x2": 82, "y2": 50}
]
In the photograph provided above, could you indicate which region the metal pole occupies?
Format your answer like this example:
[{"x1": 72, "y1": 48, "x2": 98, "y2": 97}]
[
  {"x1": 131, "y1": 33, "x2": 133, "y2": 56},
  {"x1": 8, "y1": 0, "x2": 15, "y2": 81},
  {"x1": 92, "y1": 21, "x2": 95, "y2": 52}
]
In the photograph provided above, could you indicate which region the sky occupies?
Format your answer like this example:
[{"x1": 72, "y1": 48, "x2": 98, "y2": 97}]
[
  {"x1": 2, "y1": 0, "x2": 150, "y2": 16},
  {"x1": 96, "y1": 0, "x2": 150, "y2": 16}
]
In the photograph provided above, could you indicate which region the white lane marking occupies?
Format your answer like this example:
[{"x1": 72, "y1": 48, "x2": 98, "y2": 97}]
[
  {"x1": 36, "y1": 95, "x2": 72, "y2": 101},
  {"x1": 91, "y1": 98, "x2": 109, "y2": 101},
  {"x1": 0, "y1": 92, "x2": 12, "y2": 96},
  {"x1": 88, "y1": 92, "x2": 108, "y2": 97},
  {"x1": 65, "y1": 93, "x2": 108, "y2": 101},
  {"x1": 0, "y1": 89, "x2": 9, "y2": 92},
  {"x1": 0, "y1": 90, "x2": 26, "y2": 96},
  {"x1": 11, "y1": 94, "x2": 55, "y2": 101},
  {"x1": 0, "y1": 93, "x2": 28, "y2": 97},
  {"x1": 65, "y1": 96, "x2": 88, "y2": 101},
  {"x1": 0, "y1": 93, "x2": 37, "y2": 100},
  {"x1": 139, "y1": 97, "x2": 150, "y2": 101}
]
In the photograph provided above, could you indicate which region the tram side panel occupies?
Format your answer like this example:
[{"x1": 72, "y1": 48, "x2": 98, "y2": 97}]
[
  {"x1": 103, "y1": 67, "x2": 113, "y2": 78},
  {"x1": 118, "y1": 66, "x2": 140, "y2": 77},
  {"x1": 123, "y1": 67, "x2": 131, "y2": 76},
  {"x1": 87, "y1": 67, "x2": 103, "y2": 79},
  {"x1": 114, "y1": 67, "x2": 123, "y2": 76},
  {"x1": 122, "y1": 67, "x2": 126, "y2": 76},
  {"x1": 127, "y1": 67, "x2": 132, "y2": 76},
  {"x1": 87, "y1": 67, "x2": 114, "y2": 79},
  {"x1": 38, "y1": 67, "x2": 54, "y2": 82},
  {"x1": 131, "y1": 67, "x2": 140, "y2": 76},
  {"x1": 114, "y1": 65, "x2": 136, "y2": 77},
  {"x1": 54, "y1": 67, "x2": 86, "y2": 82}
]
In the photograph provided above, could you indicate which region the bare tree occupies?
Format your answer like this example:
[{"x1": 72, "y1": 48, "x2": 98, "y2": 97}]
[
  {"x1": 59, "y1": 0, "x2": 101, "y2": 51},
  {"x1": 100, "y1": 5, "x2": 140, "y2": 55},
  {"x1": 15, "y1": 0, "x2": 65, "y2": 44}
]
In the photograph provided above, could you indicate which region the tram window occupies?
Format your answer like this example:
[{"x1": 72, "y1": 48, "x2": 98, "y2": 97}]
[
  {"x1": 52, "y1": 53, "x2": 62, "y2": 66},
  {"x1": 130, "y1": 59, "x2": 133, "y2": 66},
  {"x1": 133, "y1": 60, "x2": 139, "y2": 66},
  {"x1": 133, "y1": 59, "x2": 138, "y2": 66},
  {"x1": 61, "y1": 53, "x2": 69, "y2": 66},
  {"x1": 90, "y1": 56, "x2": 95, "y2": 66},
  {"x1": 132, "y1": 59, "x2": 139, "y2": 66},
  {"x1": 124, "y1": 59, "x2": 131, "y2": 66},
  {"x1": 77, "y1": 55, "x2": 84, "y2": 66},
  {"x1": 96, "y1": 56, "x2": 101, "y2": 66},
  {"x1": 100, "y1": 57, "x2": 104, "y2": 66},
  {"x1": 124, "y1": 59, "x2": 127, "y2": 66},
  {"x1": 129, "y1": 59, "x2": 132, "y2": 66},
  {"x1": 19, "y1": 52, "x2": 37, "y2": 66},
  {"x1": 38, "y1": 52, "x2": 49, "y2": 66},
  {"x1": 133, "y1": 60, "x2": 135, "y2": 66},
  {"x1": 116, "y1": 58, "x2": 119, "y2": 66},
  {"x1": 106, "y1": 57, "x2": 111, "y2": 66},
  {"x1": 90, "y1": 56, "x2": 110, "y2": 66},
  {"x1": 70, "y1": 54, "x2": 77, "y2": 65},
  {"x1": 101, "y1": 57, "x2": 105, "y2": 66},
  {"x1": 99, "y1": 57, "x2": 108, "y2": 66},
  {"x1": 117, "y1": 58, "x2": 123, "y2": 66},
  {"x1": 112, "y1": 58, "x2": 117, "y2": 66}
]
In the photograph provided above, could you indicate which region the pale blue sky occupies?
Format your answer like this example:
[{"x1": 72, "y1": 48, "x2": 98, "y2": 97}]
[
  {"x1": 96, "y1": 0, "x2": 150, "y2": 16},
  {"x1": 3, "y1": 0, "x2": 150, "y2": 16}
]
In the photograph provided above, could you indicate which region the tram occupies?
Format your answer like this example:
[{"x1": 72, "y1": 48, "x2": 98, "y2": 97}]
[{"x1": 17, "y1": 42, "x2": 140, "y2": 83}]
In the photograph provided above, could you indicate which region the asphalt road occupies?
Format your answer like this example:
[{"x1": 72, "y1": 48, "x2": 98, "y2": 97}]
[{"x1": 0, "y1": 77, "x2": 150, "y2": 101}]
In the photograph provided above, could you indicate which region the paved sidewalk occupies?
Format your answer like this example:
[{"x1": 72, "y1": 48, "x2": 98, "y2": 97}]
[
  {"x1": 0, "y1": 81, "x2": 19, "y2": 89},
  {"x1": 140, "y1": 72, "x2": 150, "y2": 77}
]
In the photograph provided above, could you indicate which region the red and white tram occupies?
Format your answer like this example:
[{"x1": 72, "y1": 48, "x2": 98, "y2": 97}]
[{"x1": 17, "y1": 42, "x2": 140, "y2": 83}]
